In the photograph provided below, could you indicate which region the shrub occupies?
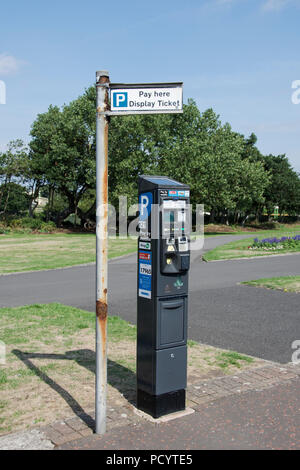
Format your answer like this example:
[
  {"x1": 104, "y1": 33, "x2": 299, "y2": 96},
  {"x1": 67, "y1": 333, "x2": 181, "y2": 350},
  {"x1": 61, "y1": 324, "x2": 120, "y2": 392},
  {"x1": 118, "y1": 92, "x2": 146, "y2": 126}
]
[
  {"x1": 248, "y1": 221, "x2": 280, "y2": 230},
  {"x1": 0, "y1": 223, "x2": 11, "y2": 234},
  {"x1": 259, "y1": 221, "x2": 281, "y2": 230},
  {"x1": 39, "y1": 221, "x2": 56, "y2": 233},
  {"x1": 10, "y1": 217, "x2": 41, "y2": 229},
  {"x1": 7, "y1": 217, "x2": 57, "y2": 233}
]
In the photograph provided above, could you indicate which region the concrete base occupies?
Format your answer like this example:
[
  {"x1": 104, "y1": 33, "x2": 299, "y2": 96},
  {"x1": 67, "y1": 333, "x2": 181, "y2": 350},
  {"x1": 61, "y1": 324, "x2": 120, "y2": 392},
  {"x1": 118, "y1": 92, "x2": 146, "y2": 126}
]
[{"x1": 133, "y1": 406, "x2": 195, "y2": 424}]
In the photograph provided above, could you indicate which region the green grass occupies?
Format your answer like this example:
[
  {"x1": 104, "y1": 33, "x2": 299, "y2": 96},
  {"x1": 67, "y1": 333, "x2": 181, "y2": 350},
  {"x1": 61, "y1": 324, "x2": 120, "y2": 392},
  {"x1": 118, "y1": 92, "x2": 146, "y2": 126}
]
[
  {"x1": 0, "y1": 303, "x2": 137, "y2": 394},
  {"x1": 0, "y1": 400, "x2": 7, "y2": 410},
  {"x1": 203, "y1": 223, "x2": 300, "y2": 237},
  {"x1": 215, "y1": 351, "x2": 254, "y2": 369},
  {"x1": 203, "y1": 227, "x2": 300, "y2": 261},
  {"x1": 242, "y1": 275, "x2": 300, "y2": 293},
  {"x1": 0, "y1": 370, "x2": 8, "y2": 385},
  {"x1": 200, "y1": 350, "x2": 254, "y2": 369},
  {"x1": 0, "y1": 303, "x2": 136, "y2": 347},
  {"x1": 0, "y1": 233, "x2": 137, "y2": 274},
  {"x1": 187, "y1": 339, "x2": 198, "y2": 347},
  {"x1": 0, "y1": 302, "x2": 258, "y2": 435},
  {"x1": 1, "y1": 226, "x2": 299, "y2": 273},
  {"x1": 0, "y1": 303, "x2": 256, "y2": 389}
]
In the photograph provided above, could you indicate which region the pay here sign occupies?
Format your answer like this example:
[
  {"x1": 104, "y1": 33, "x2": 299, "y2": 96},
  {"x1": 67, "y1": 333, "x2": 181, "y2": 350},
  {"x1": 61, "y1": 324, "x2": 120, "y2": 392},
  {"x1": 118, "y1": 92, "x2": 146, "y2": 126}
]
[{"x1": 110, "y1": 83, "x2": 183, "y2": 115}]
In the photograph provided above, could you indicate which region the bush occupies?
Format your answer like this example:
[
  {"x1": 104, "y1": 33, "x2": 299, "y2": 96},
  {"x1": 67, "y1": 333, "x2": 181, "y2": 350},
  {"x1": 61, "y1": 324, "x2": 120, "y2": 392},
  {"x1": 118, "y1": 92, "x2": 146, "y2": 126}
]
[
  {"x1": 7, "y1": 217, "x2": 57, "y2": 233},
  {"x1": 259, "y1": 221, "x2": 281, "y2": 230},
  {"x1": 10, "y1": 217, "x2": 40, "y2": 229},
  {"x1": 247, "y1": 220, "x2": 280, "y2": 230},
  {"x1": 0, "y1": 223, "x2": 11, "y2": 234},
  {"x1": 0, "y1": 183, "x2": 29, "y2": 218},
  {"x1": 39, "y1": 221, "x2": 56, "y2": 233}
]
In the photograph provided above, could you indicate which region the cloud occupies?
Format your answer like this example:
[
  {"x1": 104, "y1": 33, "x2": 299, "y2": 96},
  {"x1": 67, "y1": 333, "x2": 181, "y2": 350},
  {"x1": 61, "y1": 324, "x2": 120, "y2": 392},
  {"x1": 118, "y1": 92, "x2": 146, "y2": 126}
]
[
  {"x1": 262, "y1": 0, "x2": 298, "y2": 11},
  {"x1": 0, "y1": 53, "x2": 25, "y2": 76}
]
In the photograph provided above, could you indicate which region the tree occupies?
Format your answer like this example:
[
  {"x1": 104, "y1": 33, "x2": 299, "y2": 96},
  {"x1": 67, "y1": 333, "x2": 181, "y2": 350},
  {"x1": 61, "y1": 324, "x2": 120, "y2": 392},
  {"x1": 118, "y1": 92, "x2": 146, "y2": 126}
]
[
  {"x1": 29, "y1": 87, "x2": 97, "y2": 225},
  {"x1": 262, "y1": 154, "x2": 300, "y2": 218},
  {"x1": 0, "y1": 140, "x2": 29, "y2": 217},
  {"x1": 0, "y1": 182, "x2": 29, "y2": 218},
  {"x1": 27, "y1": 87, "x2": 297, "y2": 228},
  {"x1": 128, "y1": 103, "x2": 269, "y2": 224}
]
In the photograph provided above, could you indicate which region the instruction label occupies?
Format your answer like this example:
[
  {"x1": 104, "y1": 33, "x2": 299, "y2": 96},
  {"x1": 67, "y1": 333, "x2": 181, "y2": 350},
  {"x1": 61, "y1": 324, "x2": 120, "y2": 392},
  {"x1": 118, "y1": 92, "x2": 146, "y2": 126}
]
[{"x1": 138, "y1": 251, "x2": 152, "y2": 299}]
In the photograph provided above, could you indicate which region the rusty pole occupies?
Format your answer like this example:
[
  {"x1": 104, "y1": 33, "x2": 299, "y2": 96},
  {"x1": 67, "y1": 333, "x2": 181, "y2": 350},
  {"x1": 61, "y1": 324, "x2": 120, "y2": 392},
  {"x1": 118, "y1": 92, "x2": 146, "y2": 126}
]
[{"x1": 95, "y1": 70, "x2": 109, "y2": 434}]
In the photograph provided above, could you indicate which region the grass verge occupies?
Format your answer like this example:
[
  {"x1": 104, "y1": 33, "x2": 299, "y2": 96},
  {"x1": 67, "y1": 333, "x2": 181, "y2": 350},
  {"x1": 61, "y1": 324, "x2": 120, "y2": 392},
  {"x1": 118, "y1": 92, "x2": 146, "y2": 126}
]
[
  {"x1": 0, "y1": 303, "x2": 262, "y2": 435},
  {"x1": 242, "y1": 275, "x2": 300, "y2": 293},
  {"x1": 0, "y1": 233, "x2": 137, "y2": 274},
  {"x1": 203, "y1": 227, "x2": 300, "y2": 261},
  {"x1": 1, "y1": 225, "x2": 299, "y2": 273}
]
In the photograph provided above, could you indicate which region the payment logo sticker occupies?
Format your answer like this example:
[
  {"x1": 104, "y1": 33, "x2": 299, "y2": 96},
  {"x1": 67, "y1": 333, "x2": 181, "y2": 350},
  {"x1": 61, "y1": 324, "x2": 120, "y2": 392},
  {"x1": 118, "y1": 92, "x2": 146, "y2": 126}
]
[{"x1": 139, "y1": 241, "x2": 151, "y2": 250}]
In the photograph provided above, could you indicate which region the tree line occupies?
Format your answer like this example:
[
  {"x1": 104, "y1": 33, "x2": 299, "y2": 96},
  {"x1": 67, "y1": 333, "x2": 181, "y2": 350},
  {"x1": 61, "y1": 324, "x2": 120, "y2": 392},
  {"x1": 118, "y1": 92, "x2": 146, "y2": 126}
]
[{"x1": 0, "y1": 86, "x2": 300, "y2": 227}]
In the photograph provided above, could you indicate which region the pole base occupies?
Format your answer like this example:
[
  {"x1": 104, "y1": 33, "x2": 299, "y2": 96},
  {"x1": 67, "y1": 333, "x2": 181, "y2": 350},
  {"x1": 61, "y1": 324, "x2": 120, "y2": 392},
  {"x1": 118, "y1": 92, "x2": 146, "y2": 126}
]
[{"x1": 137, "y1": 389, "x2": 185, "y2": 419}]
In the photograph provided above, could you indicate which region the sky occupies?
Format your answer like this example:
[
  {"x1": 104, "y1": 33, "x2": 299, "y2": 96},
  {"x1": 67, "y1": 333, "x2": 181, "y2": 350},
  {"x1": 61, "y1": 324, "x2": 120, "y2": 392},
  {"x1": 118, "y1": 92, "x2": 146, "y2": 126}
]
[{"x1": 0, "y1": 0, "x2": 300, "y2": 172}]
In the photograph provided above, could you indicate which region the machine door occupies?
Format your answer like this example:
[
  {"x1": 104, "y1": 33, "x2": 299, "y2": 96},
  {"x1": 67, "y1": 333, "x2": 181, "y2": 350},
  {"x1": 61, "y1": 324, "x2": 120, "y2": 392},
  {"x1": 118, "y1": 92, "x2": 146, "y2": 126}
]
[
  {"x1": 155, "y1": 346, "x2": 187, "y2": 395},
  {"x1": 156, "y1": 297, "x2": 187, "y2": 349}
]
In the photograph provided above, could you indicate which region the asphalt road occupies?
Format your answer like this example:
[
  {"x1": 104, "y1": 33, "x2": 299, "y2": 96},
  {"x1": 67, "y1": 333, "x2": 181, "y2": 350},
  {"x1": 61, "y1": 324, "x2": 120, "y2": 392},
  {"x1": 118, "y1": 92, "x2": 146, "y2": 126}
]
[{"x1": 1, "y1": 235, "x2": 299, "y2": 363}]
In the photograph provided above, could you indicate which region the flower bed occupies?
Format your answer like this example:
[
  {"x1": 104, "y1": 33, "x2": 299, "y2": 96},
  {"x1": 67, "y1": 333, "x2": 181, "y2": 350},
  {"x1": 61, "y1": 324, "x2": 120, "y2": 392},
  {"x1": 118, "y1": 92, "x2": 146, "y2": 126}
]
[{"x1": 249, "y1": 235, "x2": 300, "y2": 251}]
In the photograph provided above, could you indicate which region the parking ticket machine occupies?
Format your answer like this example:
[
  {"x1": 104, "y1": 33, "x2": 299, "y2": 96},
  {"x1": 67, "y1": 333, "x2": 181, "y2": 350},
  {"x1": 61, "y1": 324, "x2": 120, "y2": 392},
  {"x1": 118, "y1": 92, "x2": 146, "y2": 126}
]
[{"x1": 137, "y1": 175, "x2": 191, "y2": 418}]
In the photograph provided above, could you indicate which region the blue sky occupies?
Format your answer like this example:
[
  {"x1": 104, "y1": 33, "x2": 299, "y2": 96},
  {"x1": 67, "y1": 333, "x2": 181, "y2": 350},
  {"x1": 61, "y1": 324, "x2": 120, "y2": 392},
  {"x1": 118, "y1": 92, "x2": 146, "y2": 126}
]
[{"x1": 0, "y1": 0, "x2": 300, "y2": 172}]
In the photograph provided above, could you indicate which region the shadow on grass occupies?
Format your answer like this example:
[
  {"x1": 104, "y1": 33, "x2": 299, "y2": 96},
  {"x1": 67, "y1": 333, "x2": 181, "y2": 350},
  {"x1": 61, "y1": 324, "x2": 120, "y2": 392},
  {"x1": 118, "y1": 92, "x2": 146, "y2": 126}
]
[{"x1": 12, "y1": 349, "x2": 136, "y2": 430}]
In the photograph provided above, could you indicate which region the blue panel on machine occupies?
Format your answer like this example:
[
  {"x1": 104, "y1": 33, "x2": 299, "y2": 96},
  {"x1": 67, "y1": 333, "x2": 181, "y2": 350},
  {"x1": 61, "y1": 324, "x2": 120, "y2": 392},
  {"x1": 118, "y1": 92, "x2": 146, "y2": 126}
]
[
  {"x1": 138, "y1": 251, "x2": 152, "y2": 299},
  {"x1": 139, "y1": 192, "x2": 153, "y2": 221}
]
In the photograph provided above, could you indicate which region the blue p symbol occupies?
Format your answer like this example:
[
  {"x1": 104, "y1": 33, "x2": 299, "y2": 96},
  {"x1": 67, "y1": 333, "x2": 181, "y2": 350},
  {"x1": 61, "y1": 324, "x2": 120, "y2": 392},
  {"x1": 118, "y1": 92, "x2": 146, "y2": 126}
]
[
  {"x1": 141, "y1": 195, "x2": 149, "y2": 218},
  {"x1": 139, "y1": 192, "x2": 152, "y2": 221},
  {"x1": 113, "y1": 92, "x2": 128, "y2": 108}
]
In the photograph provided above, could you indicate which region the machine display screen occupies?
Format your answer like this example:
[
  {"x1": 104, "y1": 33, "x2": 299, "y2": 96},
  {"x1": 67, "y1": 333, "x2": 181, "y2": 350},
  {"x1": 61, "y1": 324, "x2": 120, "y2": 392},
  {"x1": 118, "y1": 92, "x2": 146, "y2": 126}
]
[
  {"x1": 163, "y1": 210, "x2": 175, "y2": 223},
  {"x1": 162, "y1": 200, "x2": 188, "y2": 237}
]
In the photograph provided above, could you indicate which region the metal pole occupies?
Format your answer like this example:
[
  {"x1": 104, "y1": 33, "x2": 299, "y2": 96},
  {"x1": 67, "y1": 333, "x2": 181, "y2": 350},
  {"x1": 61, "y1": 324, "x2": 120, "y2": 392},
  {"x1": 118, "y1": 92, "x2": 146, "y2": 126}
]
[{"x1": 95, "y1": 70, "x2": 110, "y2": 434}]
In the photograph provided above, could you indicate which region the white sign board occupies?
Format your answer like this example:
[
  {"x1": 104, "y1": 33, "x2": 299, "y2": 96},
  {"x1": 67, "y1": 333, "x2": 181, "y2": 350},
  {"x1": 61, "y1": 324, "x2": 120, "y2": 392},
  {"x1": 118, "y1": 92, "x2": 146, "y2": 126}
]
[{"x1": 110, "y1": 83, "x2": 183, "y2": 115}]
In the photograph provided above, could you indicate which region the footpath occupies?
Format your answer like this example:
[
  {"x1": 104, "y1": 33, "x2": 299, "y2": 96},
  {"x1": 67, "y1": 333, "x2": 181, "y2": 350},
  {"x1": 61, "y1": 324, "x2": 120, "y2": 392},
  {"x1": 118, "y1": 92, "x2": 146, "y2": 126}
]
[{"x1": 1, "y1": 362, "x2": 299, "y2": 450}]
